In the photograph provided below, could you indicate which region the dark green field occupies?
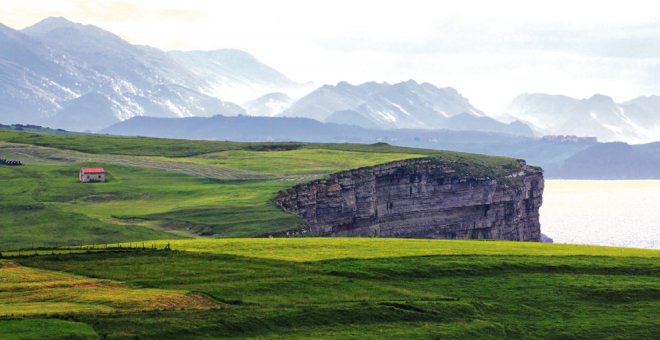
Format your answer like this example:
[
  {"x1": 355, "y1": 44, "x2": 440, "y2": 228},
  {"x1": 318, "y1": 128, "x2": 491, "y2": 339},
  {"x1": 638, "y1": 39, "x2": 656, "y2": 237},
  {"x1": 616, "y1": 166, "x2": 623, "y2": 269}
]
[{"x1": 1, "y1": 130, "x2": 658, "y2": 339}]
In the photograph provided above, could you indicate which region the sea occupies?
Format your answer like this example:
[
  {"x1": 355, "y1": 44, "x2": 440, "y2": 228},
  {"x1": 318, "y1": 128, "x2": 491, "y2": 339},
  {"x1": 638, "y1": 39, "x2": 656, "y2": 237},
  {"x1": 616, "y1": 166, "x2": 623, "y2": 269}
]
[{"x1": 541, "y1": 180, "x2": 660, "y2": 249}]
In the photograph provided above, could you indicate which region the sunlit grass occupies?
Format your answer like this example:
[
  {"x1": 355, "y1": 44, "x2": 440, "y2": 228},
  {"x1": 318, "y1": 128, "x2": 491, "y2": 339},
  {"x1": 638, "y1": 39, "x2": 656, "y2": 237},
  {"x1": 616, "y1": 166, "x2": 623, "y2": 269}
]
[
  {"x1": 185, "y1": 149, "x2": 424, "y2": 177},
  {"x1": 0, "y1": 260, "x2": 218, "y2": 316},
  {"x1": 107, "y1": 238, "x2": 660, "y2": 262},
  {"x1": 16, "y1": 238, "x2": 660, "y2": 339}
]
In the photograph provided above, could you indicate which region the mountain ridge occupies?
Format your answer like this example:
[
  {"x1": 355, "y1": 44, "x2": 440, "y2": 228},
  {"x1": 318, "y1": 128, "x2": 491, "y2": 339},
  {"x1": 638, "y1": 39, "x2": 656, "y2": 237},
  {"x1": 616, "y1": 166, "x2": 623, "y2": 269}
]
[
  {"x1": 0, "y1": 17, "x2": 300, "y2": 131},
  {"x1": 507, "y1": 92, "x2": 660, "y2": 143},
  {"x1": 281, "y1": 80, "x2": 530, "y2": 135}
]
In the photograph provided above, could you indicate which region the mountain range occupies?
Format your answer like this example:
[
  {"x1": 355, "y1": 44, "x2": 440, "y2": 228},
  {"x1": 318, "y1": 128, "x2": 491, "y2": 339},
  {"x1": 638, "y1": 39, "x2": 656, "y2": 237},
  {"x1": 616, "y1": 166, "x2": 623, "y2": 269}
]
[
  {"x1": 2, "y1": 17, "x2": 660, "y2": 144},
  {"x1": 280, "y1": 80, "x2": 532, "y2": 135},
  {"x1": 1, "y1": 17, "x2": 532, "y2": 136},
  {"x1": 0, "y1": 17, "x2": 290, "y2": 131},
  {"x1": 506, "y1": 93, "x2": 660, "y2": 143}
]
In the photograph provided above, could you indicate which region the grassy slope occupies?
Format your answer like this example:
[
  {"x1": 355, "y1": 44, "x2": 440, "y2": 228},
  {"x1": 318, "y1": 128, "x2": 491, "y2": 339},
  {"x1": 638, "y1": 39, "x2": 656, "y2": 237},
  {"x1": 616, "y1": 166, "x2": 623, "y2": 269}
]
[
  {"x1": 0, "y1": 131, "x2": 436, "y2": 248},
  {"x1": 0, "y1": 319, "x2": 98, "y2": 340},
  {"x1": 13, "y1": 239, "x2": 660, "y2": 339}
]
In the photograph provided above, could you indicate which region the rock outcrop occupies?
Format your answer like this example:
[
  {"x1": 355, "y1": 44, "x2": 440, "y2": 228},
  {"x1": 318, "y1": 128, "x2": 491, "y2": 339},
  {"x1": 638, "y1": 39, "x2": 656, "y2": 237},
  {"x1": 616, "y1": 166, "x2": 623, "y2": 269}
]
[{"x1": 275, "y1": 158, "x2": 543, "y2": 241}]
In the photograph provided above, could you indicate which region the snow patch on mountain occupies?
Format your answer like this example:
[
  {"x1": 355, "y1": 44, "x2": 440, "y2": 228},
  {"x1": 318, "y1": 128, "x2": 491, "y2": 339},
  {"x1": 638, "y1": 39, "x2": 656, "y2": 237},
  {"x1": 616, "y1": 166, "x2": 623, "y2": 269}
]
[
  {"x1": 507, "y1": 93, "x2": 660, "y2": 143},
  {"x1": 280, "y1": 80, "x2": 530, "y2": 135},
  {"x1": 0, "y1": 17, "x2": 271, "y2": 132},
  {"x1": 244, "y1": 92, "x2": 293, "y2": 116}
]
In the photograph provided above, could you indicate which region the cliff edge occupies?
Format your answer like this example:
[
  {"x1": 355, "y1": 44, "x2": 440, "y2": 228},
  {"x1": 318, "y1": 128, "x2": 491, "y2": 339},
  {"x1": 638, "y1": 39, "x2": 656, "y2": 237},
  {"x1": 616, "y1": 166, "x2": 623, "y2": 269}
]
[{"x1": 275, "y1": 157, "x2": 543, "y2": 241}]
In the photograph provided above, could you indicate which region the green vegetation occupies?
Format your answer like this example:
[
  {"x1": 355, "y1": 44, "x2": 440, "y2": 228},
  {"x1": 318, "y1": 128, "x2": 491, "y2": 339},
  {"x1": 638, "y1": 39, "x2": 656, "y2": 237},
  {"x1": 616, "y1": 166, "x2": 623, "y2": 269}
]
[
  {"x1": 0, "y1": 131, "x2": 428, "y2": 248},
  {"x1": 0, "y1": 319, "x2": 98, "y2": 340},
  {"x1": 3, "y1": 130, "x2": 655, "y2": 338},
  {"x1": 0, "y1": 130, "x2": 429, "y2": 157},
  {"x1": 1, "y1": 130, "x2": 519, "y2": 249},
  {"x1": 111, "y1": 238, "x2": 660, "y2": 261},
  {"x1": 10, "y1": 238, "x2": 660, "y2": 338},
  {"x1": 0, "y1": 259, "x2": 217, "y2": 316}
]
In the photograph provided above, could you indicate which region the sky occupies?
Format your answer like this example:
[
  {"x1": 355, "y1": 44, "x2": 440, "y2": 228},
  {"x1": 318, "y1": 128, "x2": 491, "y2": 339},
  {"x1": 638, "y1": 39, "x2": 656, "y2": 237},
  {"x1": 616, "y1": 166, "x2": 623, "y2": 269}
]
[{"x1": 2, "y1": 0, "x2": 660, "y2": 114}]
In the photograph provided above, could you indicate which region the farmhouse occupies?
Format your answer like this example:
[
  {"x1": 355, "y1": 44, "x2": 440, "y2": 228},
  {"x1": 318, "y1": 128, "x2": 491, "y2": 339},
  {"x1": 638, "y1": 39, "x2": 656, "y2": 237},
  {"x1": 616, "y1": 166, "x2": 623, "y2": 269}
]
[{"x1": 79, "y1": 167, "x2": 106, "y2": 183}]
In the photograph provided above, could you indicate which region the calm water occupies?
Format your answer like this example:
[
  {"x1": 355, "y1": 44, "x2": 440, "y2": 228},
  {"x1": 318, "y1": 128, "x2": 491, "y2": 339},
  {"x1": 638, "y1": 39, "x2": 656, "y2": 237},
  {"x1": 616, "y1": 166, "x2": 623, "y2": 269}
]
[{"x1": 541, "y1": 180, "x2": 660, "y2": 249}]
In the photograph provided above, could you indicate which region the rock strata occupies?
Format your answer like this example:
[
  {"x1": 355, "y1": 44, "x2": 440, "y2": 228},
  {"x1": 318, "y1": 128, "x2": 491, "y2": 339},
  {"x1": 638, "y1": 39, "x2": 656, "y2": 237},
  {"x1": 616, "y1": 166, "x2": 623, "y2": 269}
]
[{"x1": 275, "y1": 158, "x2": 543, "y2": 241}]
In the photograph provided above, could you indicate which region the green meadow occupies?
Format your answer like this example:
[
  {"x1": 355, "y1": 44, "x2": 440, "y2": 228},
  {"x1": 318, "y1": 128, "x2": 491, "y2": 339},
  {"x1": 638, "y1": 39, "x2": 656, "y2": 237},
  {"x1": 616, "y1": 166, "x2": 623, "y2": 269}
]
[
  {"x1": 7, "y1": 238, "x2": 660, "y2": 339},
  {"x1": 1, "y1": 130, "x2": 658, "y2": 338},
  {"x1": 0, "y1": 130, "x2": 523, "y2": 249},
  {"x1": 0, "y1": 131, "x2": 428, "y2": 249}
]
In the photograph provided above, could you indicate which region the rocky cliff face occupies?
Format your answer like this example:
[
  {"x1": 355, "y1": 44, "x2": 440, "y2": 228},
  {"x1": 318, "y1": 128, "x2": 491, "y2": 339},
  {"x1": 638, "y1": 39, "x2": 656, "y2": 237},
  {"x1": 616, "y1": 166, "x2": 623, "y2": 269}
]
[{"x1": 275, "y1": 158, "x2": 543, "y2": 241}]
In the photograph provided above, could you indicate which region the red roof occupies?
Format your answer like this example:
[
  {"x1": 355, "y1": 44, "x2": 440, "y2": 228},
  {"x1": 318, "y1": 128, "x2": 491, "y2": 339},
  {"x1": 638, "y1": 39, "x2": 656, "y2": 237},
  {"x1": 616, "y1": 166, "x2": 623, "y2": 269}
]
[{"x1": 81, "y1": 167, "x2": 105, "y2": 173}]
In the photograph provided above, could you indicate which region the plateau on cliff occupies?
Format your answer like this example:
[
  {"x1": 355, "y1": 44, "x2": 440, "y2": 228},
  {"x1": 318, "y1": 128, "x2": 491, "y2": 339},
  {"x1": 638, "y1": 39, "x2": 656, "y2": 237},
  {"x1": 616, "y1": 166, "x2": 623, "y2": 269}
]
[{"x1": 276, "y1": 156, "x2": 543, "y2": 241}]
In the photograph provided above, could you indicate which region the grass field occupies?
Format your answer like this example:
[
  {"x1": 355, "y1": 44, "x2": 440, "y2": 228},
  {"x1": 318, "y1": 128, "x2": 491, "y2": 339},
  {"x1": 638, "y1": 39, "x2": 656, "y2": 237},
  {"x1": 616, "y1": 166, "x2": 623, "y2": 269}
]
[
  {"x1": 2, "y1": 130, "x2": 657, "y2": 338},
  {"x1": 0, "y1": 131, "x2": 430, "y2": 249},
  {"x1": 0, "y1": 130, "x2": 522, "y2": 249},
  {"x1": 0, "y1": 259, "x2": 218, "y2": 316},
  {"x1": 112, "y1": 238, "x2": 660, "y2": 260},
  {"x1": 0, "y1": 319, "x2": 98, "y2": 339},
  {"x1": 7, "y1": 238, "x2": 659, "y2": 339}
]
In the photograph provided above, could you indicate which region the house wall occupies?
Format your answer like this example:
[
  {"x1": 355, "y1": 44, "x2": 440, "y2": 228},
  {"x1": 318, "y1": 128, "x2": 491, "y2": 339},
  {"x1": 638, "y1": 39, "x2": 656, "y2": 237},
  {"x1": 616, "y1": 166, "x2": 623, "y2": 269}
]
[{"x1": 80, "y1": 173, "x2": 106, "y2": 182}]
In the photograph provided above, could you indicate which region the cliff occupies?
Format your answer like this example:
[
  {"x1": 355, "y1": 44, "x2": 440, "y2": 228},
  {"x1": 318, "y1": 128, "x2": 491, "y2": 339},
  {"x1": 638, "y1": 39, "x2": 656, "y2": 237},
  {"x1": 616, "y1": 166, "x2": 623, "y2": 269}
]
[{"x1": 275, "y1": 157, "x2": 543, "y2": 241}]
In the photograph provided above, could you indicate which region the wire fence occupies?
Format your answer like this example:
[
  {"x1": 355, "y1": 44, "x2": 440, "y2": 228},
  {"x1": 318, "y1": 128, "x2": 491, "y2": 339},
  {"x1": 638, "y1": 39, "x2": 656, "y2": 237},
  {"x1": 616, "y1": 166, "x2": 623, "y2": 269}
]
[{"x1": 0, "y1": 242, "x2": 172, "y2": 258}]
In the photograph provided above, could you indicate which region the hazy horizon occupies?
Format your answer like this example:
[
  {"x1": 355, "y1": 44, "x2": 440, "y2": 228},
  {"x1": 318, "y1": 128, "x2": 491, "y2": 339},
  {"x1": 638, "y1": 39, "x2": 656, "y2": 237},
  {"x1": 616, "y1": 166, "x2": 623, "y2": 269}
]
[{"x1": 3, "y1": 0, "x2": 660, "y2": 115}]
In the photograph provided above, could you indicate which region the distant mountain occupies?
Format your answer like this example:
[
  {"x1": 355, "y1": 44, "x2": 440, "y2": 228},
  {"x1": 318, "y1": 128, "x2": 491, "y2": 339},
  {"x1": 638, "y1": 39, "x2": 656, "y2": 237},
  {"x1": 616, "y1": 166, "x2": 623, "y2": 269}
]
[
  {"x1": 169, "y1": 49, "x2": 300, "y2": 103},
  {"x1": 0, "y1": 20, "x2": 82, "y2": 124},
  {"x1": 102, "y1": 114, "x2": 371, "y2": 142},
  {"x1": 281, "y1": 80, "x2": 532, "y2": 136},
  {"x1": 507, "y1": 93, "x2": 660, "y2": 143},
  {"x1": 620, "y1": 96, "x2": 660, "y2": 139},
  {"x1": 0, "y1": 17, "x2": 298, "y2": 131},
  {"x1": 22, "y1": 17, "x2": 203, "y2": 91},
  {"x1": 101, "y1": 114, "x2": 537, "y2": 144},
  {"x1": 243, "y1": 92, "x2": 293, "y2": 116},
  {"x1": 559, "y1": 142, "x2": 660, "y2": 179}
]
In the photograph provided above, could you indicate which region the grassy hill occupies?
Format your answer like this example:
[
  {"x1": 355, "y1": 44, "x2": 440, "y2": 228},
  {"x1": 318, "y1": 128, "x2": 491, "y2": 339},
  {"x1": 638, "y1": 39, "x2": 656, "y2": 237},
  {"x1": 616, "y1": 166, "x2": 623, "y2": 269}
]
[
  {"x1": 2, "y1": 238, "x2": 658, "y2": 338},
  {"x1": 0, "y1": 130, "x2": 519, "y2": 249}
]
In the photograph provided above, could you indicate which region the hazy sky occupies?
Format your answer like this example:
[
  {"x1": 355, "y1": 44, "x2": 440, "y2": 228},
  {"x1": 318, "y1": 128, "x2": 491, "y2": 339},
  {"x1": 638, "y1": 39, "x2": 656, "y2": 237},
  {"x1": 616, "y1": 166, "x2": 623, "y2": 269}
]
[{"x1": 2, "y1": 0, "x2": 660, "y2": 114}]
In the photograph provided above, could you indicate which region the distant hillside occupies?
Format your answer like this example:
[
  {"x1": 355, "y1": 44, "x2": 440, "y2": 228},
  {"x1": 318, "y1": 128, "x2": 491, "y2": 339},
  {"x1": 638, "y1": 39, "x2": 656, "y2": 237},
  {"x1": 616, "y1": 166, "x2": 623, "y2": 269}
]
[
  {"x1": 0, "y1": 123, "x2": 77, "y2": 135},
  {"x1": 99, "y1": 114, "x2": 660, "y2": 179},
  {"x1": 559, "y1": 142, "x2": 660, "y2": 179},
  {"x1": 281, "y1": 80, "x2": 532, "y2": 135},
  {"x1": 101, "y1": 114, "x2": 535, "y2": 145}
]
